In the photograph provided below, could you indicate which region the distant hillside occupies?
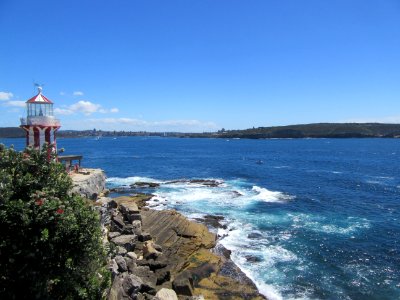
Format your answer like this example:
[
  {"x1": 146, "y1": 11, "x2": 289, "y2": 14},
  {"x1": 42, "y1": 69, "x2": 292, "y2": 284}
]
[
  {"x1": 1, "y1": 123, "x2": 400, "y2": 139},
  {"x1": 0, "y1": 127, "x2": 25, "y2": 138},
  {"x1": 213, "y1": 123, "x2": 400, "y2": 138}
]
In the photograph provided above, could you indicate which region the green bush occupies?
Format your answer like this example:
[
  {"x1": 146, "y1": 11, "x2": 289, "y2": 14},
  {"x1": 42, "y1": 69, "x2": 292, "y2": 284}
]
[{"x1": 0, "y1": 144, "x2": 110, "y2": 299}]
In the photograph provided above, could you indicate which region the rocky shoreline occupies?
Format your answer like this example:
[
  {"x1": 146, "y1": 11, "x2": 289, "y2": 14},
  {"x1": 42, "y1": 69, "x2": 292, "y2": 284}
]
[
  {"x1": 71, "y1": 172, "x2": 265, "y2": 299},
  {"x1": 96, "y1": 194, "x2": 265, "y2": 300}
]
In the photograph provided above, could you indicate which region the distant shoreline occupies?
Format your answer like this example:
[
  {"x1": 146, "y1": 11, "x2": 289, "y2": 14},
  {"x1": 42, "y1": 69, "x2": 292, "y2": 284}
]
[{"x1": 1, "y1": 123, "x2": 400, "y2": 139}]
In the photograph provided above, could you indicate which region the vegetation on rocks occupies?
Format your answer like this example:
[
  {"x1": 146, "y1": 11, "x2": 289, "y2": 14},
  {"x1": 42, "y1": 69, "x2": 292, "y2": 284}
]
[{"x1": 0, "y1": 144, "x2": 109, "y2": 299}]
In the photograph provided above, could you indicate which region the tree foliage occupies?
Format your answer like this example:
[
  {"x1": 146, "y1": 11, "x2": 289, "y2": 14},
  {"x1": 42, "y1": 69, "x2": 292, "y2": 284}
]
[{"x1": 0, "y1": 144, "x2": 109, "y2": 299}]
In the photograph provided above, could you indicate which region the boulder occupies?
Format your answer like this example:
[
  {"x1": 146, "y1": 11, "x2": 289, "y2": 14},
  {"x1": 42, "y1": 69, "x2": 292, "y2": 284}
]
[
  {"x1": 115, "y1": 255, "x2": 128, "y2": 272},
  {"x1": 153, "y1": 243, "x2": 163, "y2": 252},
  {"x1": 108, "y1": 259, "x2": 119, "y2": 278},
  {"x1": 108, "y1": 231, "x2": 121, "y2": 239},
  {"x1": 126, "y1": 251, "x2": 138, "y2": 261},
  {"x1": 139, "y1": 232, "x2": 152, "y2": 242},
  {"x1": 96, "y1": 196, "x2": 113, "y2": 205},
  {"x1": 116, "y1": 246, "x2": 127, "y2": 256},
  {"x1": 131, "y1": 182, "x2": 160, "y2": 188},
  {"x1": 172, "y1": 270, "x2": 194, "y2": 296},
  {"x1": 132, "y1": 220, "x2": 142, "y2": 235},
  {"x1": 121, "y1": 224, "x2": 134, "y2": 234},
  {"x1": 142, "y1": 241, "x2": 161, "y2": 259},
  {"x1": 122, "y1": 274, "x2": 143, "y2": 298},
  {"x1": 155, "y1": 269, "x2": 171, "y2": 285},
  {"x1": 130, "y1": 266, "x2": 157, "y2": 292},
  {"x1": 111, "y1": 234, "x2": 136, "y2": 251},
  {"x1": 154, "y1": 288, "x2": 178, "y2": 300},
  {"x1": 137, "y1": 257, "x2": 167, "y2": 271},
  {"x1": 245, "y1": 255, "x2": 263, "y2": 263},
  {"x1": 108, "y1": 199, "x2": 118, "y2": 208},
  {"x1": 111, "y1": 214, "x2": 125, "y2": 232},
  {"x1": 120, "y1": 201, "x2": 140, "y2": 216},
  {"x1": 247, "y1": 232, "x2": 263, "y2": 239},
  {"x1": 129, "y1": 214, "x2": 142, "y2": 222},
  {"x1": 108, "y1": 273, "x2": 129, "y2": 300}
]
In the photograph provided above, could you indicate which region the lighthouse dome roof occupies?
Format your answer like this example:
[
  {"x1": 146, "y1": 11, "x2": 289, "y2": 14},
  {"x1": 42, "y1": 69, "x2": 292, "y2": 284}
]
[{"x1": 26, "y1": 87, "x2": 53, "y2": 104}]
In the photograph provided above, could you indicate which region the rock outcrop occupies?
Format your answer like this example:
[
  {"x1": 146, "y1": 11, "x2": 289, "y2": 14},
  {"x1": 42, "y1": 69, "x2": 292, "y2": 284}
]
[
  {"x1": 70, "y1": 168, "x2": 106, "y2": 200},
  {"x1": 100, "y1": 195, "x2": 265, "y2": 300}
]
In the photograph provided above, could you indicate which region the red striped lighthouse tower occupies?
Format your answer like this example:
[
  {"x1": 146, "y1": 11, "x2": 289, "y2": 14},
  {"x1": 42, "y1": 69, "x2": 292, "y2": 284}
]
[{"x1": 20, "y1": 86, "x2": 61, "y2": 151}]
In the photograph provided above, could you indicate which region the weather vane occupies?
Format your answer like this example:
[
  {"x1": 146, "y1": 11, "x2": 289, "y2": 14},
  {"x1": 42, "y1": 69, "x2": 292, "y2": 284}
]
[{"x1": 33, "y1": 81, "x2": 45, "y2": 93}]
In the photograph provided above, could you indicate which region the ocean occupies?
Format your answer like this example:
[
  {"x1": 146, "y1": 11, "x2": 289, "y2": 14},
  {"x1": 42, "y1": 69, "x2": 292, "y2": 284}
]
[{"x1": 1, "y1": 136, "x2": 399, "y2": 300}]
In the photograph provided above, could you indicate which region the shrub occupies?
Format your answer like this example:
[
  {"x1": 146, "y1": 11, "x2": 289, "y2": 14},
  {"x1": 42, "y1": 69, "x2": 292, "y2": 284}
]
[{"x1": 0, "y1": 144, "x2": 110, "y2": 299}]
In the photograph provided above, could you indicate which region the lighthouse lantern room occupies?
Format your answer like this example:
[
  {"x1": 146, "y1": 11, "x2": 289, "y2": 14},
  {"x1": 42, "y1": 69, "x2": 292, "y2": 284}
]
[{"x1": 20, "y1": 86, "x2": 61, "y2": 151}]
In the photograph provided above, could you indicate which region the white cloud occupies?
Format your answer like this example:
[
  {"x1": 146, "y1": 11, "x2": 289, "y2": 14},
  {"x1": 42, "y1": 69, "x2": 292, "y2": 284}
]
[
  {"x1": 0, "y1": 91, "x2": 13, "y2": 101},
  {"x1": 81, "y1": 117, "x2": 218, "y2": 132},
  {"x1": 5, "y1": 100, "x2": 25, "y2": 108},
  {"x1": 110, "y1": 108, "x2": 119, "y2": 113},
  {"x1": 73, "y1": 91, "x2": 84, "y2": 96},
  {"x1": 54, "y1": 107, "x2": 74, "y2": 115},
  {"x1": 54, "y1": 100, "x2": 118, "y2": 116},
  {"x1": 59, "y1": 91, "x2": 66, "y2": 96},
  {"x1": 69, "y1": 100, "x2": 101, "y2": 115}
]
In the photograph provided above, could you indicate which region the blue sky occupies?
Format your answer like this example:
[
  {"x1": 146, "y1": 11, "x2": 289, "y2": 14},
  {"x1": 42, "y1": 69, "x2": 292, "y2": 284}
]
[{"x1": 1, "y1": 0, "x2": 399, "y2": 132}]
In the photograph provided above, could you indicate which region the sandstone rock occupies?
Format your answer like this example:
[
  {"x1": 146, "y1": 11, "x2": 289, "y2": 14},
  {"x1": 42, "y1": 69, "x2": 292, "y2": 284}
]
[
  {"x1": 137, "y1": 257, "x2": 167, "y2": 271},
  {"x1": 121, "y1": 224, "x2": 134, "y2": 234},
  {"x1": 114, "y1": 194, "x2": 154, "y2": 209},
  {"x1": 140, "y1": 210, "x2": 216, "y2": 275},
  {"x1": 189, "y1": 179, "x2": 222, "y2": 187},
  {"x1": 115, "y1": 255, "x2": 128, "y2": 272},
  {"x1": 108, "y1": 273, "x2": 129, "y2": 300},
  {"x1": 136, "y1": 292, "x2": 155, "y2": 300},
  {"x1": 156, "y1": 269, "x2": 171, "y2": 285},
  {"x1": 108, "y1": 199, "x2": 118, "y2": 208},
  {"x1": 245, "y1": 255, "x2": 263, "y2": 263},
  {"x1": 96, "y1": 196, "x2": 113, "y2": 205},
  {"x1": 111, "y1": 214, "x2": 125, "y2": 232},
  {"x1": 129, "y1": 214, "x2": 142, "y2": 222},
  {"x1": 122, "y1": 274, "x2": 143, "y2": 297},
  {"x1": 194, "y1": 215, "x2": 227, "y2": 229},
  {"x1": 71, "y1": 169, "x2": 105, "y2": 200},
  {"x1": 139, "y1": 232, "x2": 152, "y2": 242},
  {"x1": 108, "y1": 259, "x2": 119, "y2": 277},
  {"x1": 154, "y1": 288, "x2": 178, "y2": 300},
  {"x1": 172, "y1": 270, "x2": 194, "y2": 296},
  {"x1": 126, "y1": 251, "x2": 138, "y2": 261},
  {"x1": 111, "y1": 234, "x2": 136, "y2": 251},
  {"x1": 117, "y1": 246, "x2": 127, "y2": 256},
  {"x1": 154, "y1": 244, "x2": 163, "y2": 252},
  {"x1": 108, "y1": 231, "x2": 121, "y2": 239},
  {"x1": 120, "y1": 201, "x2": 140, "y2": 216},
  {"x1": 143, "y1": 241, "x2": 161, "y2": 259},
  {"x1": 247, "y1": 232, "x2": 263, "y2": 239},
  {"x1": 132, "y1": 220, "x2": 142, "y2": 235},
  {"x1": 130, "y1": 266, "x2": 157, "y2": 292},
  {"x1": 131, "y1": 182, "x2": 160, "y2": 188}
]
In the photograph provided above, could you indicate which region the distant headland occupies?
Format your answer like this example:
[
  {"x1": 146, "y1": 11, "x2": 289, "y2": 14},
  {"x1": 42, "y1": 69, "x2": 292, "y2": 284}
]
[{"x1": 1, "y1": 123, "x2": 400, "y2": 139}]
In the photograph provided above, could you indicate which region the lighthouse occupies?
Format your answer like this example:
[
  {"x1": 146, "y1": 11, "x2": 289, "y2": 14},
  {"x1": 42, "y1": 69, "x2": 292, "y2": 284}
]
[{"x1": 20, "y1": 86, "x2": 61, "y2": 151}]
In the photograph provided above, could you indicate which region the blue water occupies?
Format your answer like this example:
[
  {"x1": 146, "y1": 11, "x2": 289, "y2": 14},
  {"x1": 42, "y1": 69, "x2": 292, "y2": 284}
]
[{"x1": 2, "y1": 137, "x2": 400, "y2": 300}]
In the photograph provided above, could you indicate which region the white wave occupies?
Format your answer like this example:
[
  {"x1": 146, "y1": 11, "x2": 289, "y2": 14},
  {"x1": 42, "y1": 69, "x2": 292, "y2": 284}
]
[
  {"x1": 219, "y1": 221, "x2": 301, "y2": 300},
  {"x1": 291, "y1": 214, "x2": 370, "y2": 235},
  {"x1": 145, "y1": 195, "x2": 169, "y2": 210},
  {"x1": 106, "y1": 176, "x2": 162, "y2": 187},
  {"x1": 252, "y1": 186, "x2": 293, "y2": 202}
]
